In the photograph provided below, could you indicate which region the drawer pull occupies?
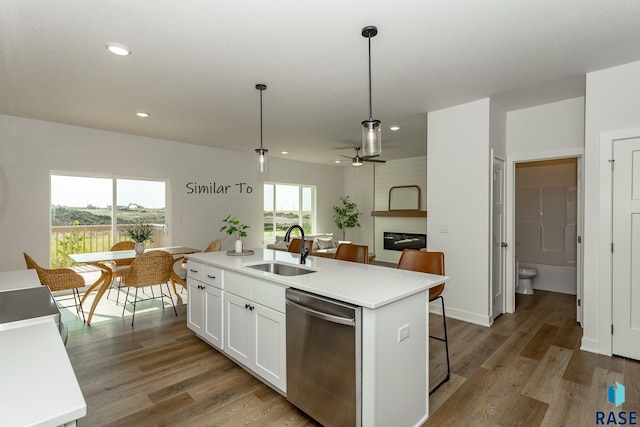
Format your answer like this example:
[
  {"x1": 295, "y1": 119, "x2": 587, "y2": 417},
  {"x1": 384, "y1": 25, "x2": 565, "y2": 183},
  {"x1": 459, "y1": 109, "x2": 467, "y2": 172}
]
[
  {"x1": 206, "y1": 274, "x2": 216, "y2": 279},
  {"x1": 190, "y1": 269, "x2": 199, "y2": 273}
]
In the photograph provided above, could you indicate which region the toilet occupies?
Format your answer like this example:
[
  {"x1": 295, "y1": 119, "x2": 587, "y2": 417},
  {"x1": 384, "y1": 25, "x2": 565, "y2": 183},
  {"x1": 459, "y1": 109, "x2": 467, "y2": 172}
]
[{"x1": 516, "y1": 261, "x2": 537, "y2": 295}]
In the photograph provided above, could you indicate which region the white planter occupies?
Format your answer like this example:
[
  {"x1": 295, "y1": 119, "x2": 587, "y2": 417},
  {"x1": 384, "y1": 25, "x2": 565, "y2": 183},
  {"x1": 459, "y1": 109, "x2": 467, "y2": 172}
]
[
  {"x1": 235, "y1": 239, "x2": 243, "y2": 253},
  {"x1": 134, "y1": 242, "x2": 145, "y2": 254}
]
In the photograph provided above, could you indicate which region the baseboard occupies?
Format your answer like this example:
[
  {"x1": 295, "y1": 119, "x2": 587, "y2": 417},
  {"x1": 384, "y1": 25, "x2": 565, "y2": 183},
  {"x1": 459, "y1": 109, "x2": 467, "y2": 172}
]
[
  {"x1": 580, "y1": 338, "x2": 603, "y2": 355},
  {"x1": 430, "y1": 304, "x2": 491, "y2": 327}
]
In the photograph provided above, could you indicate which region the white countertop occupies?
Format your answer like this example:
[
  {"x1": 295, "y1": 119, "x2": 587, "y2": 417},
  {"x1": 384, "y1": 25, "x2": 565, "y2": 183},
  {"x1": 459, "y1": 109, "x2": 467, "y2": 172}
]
[
  {"x1": 0, "y1": 270, "x2": 86, "y2": 426},
  {"x1": 0, "y1": 319, "x2": 86, "y2": 427},
  {"x1": 187, "y1": 249, "x2": 449, "y2": 309}
]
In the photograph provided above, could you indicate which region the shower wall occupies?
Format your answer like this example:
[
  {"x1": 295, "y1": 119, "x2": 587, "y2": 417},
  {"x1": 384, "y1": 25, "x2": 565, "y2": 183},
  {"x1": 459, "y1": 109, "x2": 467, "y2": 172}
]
[{"x1": 515, "y1": 158, "x2": 577, "y2": 294}]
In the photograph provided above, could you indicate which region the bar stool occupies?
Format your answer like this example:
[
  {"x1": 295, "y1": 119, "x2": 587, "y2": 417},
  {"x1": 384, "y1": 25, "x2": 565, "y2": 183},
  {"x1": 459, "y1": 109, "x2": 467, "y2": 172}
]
[
  {"x1": 397, "y1": 249, "x2": 450, "y2": 394},
  {"x1": 334, "y1": 243, "x2": 369, "y2": 264}
]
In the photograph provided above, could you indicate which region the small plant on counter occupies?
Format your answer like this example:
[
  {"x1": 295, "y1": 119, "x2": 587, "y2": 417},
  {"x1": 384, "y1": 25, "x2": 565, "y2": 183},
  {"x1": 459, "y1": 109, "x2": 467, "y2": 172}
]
[
  {"x1": 220, "y1": 215, "x2": 250, "y2": 240},
  {"x1": 125, "y1": 221, "x2": 154, "y2": 243}
]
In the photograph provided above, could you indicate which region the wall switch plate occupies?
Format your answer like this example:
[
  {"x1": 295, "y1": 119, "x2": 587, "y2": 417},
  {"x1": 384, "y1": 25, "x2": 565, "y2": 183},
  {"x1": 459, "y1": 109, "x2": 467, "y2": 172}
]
[
  {"x1": 398, "y1": 324, "x2": 410, "y2": 342},
  {"x1": 439, "y1": 223, "x2": 449, "y2": 233}
]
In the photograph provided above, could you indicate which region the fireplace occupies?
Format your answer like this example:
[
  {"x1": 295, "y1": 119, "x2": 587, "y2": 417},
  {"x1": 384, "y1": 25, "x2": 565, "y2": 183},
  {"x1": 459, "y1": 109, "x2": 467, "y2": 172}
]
[{"x1": 383, "y1": 232, "x2": 427, "y2": 251}]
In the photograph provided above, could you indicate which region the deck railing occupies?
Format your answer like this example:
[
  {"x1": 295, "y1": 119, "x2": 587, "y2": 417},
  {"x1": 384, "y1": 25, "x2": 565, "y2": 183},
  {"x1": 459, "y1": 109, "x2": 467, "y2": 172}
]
[{"x1": 51, "y1": 224, "x2": 166, "y2": 268}]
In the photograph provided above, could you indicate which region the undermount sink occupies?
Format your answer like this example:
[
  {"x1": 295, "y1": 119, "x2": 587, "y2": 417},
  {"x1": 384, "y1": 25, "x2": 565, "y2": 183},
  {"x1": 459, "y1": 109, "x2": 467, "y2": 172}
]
[{"x1": 246, "y1": 262, "x2": 316, "y2": 276}]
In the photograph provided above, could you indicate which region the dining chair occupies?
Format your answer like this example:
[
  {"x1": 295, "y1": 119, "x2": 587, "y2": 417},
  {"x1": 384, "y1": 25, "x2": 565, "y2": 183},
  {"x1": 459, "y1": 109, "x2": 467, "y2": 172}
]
[
  {"x1": 172, "y1": 239, "x2": 222, "y2": 293},
  {"x1": 396, "y1": 249, "x2": 449, "y2": 394},
  {"x1": 106, "y1": 241, "x2": 135, "y2": 304},
  {"x1": 334, "y1": 243, "x2": 369, "y2": 264},
  {"x1": 287, "y1": 238, "x2": 313, "y2": 254},
  {"x1": 120, "y1": 250, "x2": 176, "y2": 326},
  {"x1": 23, "y1": 252, "x2": 86, "y2": 322},
  {"x1": 203, "y1": 239, "x2": 222, "y2": 252}
]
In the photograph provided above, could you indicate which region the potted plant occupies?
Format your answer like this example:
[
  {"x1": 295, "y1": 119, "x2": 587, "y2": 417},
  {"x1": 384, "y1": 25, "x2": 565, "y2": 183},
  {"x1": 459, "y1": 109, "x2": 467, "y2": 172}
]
[
  {"x1": 332, "y1": 196, "x2": 361, "y2": 241},
  {"x1": 126, "y1": 221, "x2": 154, "y2": 254},
  {"x1": 220, "y1": 215, "x2": 250, "y2": 253}
]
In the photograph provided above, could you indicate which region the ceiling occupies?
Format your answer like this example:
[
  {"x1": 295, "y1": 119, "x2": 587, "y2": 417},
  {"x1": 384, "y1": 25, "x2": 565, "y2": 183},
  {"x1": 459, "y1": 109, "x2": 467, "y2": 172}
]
[{"x1": 1, "y1": 1, "x2": 639, "y2": 165}]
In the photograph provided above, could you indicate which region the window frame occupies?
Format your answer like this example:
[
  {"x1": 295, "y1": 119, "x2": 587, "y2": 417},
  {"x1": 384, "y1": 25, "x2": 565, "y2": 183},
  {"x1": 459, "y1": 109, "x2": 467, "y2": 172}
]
[
  {"x1": 50, "y1": 171, "x2": 169, "y2": 266},
  {"x1": 263, "y1": 182, "x2": 316, "y2": 243}
]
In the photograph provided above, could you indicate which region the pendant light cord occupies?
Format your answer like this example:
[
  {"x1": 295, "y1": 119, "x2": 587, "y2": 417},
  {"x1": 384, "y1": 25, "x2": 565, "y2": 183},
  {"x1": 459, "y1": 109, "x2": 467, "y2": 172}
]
[
  {"x1": 368, "y1": 34, "x2": 373, "y2": 120},
  {"x1": 259, "y1": 88, "x2": 264, "y2": 150}
]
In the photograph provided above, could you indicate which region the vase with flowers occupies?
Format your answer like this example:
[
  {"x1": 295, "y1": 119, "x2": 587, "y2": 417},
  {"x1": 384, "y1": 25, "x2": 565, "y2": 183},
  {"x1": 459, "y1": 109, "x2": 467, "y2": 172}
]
[
  {"x1": 126, "y1": 221, "x2": 154, "y2": 254},
  {"x1": 220, "y1": 215, "x2": 249, "y2": 253}
]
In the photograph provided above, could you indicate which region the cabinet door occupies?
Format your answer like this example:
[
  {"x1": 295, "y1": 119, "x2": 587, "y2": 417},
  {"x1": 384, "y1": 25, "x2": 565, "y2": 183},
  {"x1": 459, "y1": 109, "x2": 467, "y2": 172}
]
[
  {"x1": 186, "y1": 279, "x2": 204, "y2": 335},
  {"x1": 253, "y1": 304, "x2": 286, "y2": 392},
  {"x1": 224, "y1": 292, "x2": 252, "y2": 365},
  {"x1": 203, "y1": 285, "x2": 223, "y2": 350}
]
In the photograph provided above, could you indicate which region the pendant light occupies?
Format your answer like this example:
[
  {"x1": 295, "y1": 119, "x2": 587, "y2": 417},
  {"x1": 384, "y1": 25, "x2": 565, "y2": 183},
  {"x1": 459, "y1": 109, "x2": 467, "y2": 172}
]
[
  {"x1": 361, "y1": 25, "x2": 381, "y2": 157},
  {"x1": 255, "y1": 84, "x2": 269, "y2": 173}
]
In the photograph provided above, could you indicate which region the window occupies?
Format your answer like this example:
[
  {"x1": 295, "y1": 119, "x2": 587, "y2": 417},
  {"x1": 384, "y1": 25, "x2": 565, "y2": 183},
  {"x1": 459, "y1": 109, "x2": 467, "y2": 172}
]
[
  {"x1": 50, "y1": 174, "x2": 167, "y2": 267},
  {"x1": 263, "y1": 183, "x2": 315, "y2": 242}
]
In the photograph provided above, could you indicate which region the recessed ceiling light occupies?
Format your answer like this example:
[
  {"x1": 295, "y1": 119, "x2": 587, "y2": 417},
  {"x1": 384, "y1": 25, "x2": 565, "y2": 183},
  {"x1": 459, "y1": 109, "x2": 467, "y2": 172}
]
[
  {"x1": 281, "y1": 151, "x2": 288, "y2": 155},
  {"x1": 105, "y1": 42, "x2": 131, "y2": 56},
  {"x1": 390, "y1": 125, "x2": 400, "y2": 131},
  {"x1": 136, "y1": 112, "x2": 150, "y2": 118}
]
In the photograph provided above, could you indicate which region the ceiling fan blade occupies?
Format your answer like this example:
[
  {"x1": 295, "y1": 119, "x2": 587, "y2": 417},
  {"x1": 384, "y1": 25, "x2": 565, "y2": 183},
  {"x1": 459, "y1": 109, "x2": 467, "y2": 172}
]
[
  {"x1": 364, "y1": 158, "x2": 386, "y2": 163},
  {"x1": 340, "y1": 155, "x2": 353, "y2": 159}
]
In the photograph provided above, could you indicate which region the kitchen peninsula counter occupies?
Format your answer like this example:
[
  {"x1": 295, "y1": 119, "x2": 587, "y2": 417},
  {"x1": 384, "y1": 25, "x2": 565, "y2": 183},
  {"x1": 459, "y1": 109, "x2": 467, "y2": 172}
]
[
  {"x1": 187, "y1": 248, "x2": 448, "y2": 309},
  {"x1": 186, "y1": 248, "x2": 449, "y2": 426}
]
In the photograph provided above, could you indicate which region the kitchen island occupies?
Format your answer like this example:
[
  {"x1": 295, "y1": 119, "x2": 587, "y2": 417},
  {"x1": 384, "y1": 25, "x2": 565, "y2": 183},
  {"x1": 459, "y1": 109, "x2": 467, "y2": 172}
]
[{"x1": 186, "y1": 249, "x2": 449, "y2": 427}]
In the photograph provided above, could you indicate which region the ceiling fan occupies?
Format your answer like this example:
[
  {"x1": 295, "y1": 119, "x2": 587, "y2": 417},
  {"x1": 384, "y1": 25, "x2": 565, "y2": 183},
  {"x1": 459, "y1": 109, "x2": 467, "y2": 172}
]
[{"x1": 340, "y1": 147, "x2": 386, "y2": 166}]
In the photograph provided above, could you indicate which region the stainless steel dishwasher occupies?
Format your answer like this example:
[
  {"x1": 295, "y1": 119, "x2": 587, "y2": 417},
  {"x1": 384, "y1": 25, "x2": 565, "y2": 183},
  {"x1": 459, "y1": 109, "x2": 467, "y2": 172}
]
[{"x1": 286, "y1": 288, "x2": 362, "y2": 427}]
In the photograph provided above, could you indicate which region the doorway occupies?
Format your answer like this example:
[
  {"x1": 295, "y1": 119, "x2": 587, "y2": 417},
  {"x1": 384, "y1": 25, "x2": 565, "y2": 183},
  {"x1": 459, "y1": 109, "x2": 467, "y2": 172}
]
[
  {"x1": 505, "y1": 151, "x2": 584, "y2": 320},
  {"x1": 514, "y1": 158, "x2": 578, "y2": 298}
]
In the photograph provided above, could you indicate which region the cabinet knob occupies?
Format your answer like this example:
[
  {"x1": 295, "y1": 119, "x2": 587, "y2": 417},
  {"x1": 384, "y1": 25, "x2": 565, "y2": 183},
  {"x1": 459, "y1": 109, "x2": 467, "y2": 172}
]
[
  {"x1": 249, "y1": 305, "x2": 255, "y2": 311},
  {"x1": 245, "y1": 304, "x2": 250, "y2": 309}
]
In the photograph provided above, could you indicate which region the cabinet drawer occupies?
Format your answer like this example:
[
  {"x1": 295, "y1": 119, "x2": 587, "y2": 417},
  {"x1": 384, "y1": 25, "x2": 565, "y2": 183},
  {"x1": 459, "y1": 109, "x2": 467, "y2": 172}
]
[
  {"x1": 225, "y1": 271, "x2": 251, "y2": 300},
  {"x1": 225, "y1": 271, "x2": 286, "y2": 313},
  {"x1": 202, "y1": 265, "x2": 223, "y2": 289},
  {"x1": 253, "y1": 281, "x2": 285, "y2": 313},
  {"x1": 186, "y1": 260, "x2": 203, "y2": 280}
]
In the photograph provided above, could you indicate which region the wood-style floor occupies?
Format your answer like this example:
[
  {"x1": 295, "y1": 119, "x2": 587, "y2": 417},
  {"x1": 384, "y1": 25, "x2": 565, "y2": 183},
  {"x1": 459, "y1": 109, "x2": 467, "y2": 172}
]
[{"x1": 60, "y1": 287, "x2": 640, "y2": 426}]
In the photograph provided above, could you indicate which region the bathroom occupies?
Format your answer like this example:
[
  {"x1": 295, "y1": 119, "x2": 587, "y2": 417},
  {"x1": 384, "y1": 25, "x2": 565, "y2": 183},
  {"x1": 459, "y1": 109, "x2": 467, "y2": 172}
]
[{"x1": 515, "y1": 158, "x2": 577, "y2": 295}]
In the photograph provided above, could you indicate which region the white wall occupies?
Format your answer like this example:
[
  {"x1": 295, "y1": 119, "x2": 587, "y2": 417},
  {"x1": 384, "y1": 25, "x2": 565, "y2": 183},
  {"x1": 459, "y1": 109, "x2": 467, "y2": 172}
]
[
  {"x1": 507, "y1": 97, "x2": 585, "y2": 156},
  {"x1": 504, "y1": 97, "x2": 585, "y2": 312},
  {"x1": 372, "y1": 157, "x2": 427, "y2": 264},
  {"x1": 0, "y1": 114, "x2": 344, "y2": 271},
  {"x1": 583, "y1": 60, "x2": 640, "y2": 355},
  {"x1": 427, "y1": 98, "x2": 492, "y2": 326},
  {"x1": 343, "y1": 157, "x2": 428, "y2": 264},
  {"x1": 343, "y1": 163, "x2": 375, "y2": 247}
]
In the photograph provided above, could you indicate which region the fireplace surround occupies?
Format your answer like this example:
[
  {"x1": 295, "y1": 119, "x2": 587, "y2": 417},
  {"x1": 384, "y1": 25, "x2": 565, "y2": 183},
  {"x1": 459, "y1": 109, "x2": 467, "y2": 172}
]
[{"x1": 383, "y1": 232, "x2": 426, "y2": 251}]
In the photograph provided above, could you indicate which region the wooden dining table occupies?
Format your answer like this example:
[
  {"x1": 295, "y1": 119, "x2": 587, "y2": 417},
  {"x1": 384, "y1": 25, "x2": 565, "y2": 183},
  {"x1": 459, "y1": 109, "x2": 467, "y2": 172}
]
[{"x1": 69, "y1": 246, "x2": 200, "y2": 325}]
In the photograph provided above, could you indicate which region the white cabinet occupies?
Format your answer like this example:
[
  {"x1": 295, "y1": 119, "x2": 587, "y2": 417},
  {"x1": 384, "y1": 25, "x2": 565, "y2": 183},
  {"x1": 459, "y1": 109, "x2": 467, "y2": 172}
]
[
  {"x1": 186, "y1": 261, "x2": 223, "y2": 350},
  {"x1": 224, "y1": 271, "x2": 286, "y2": 392}
]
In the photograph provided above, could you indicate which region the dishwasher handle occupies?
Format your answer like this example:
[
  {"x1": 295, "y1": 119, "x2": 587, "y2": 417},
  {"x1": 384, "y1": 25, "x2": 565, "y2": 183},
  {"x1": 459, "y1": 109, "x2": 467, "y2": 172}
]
[{"x1": 286, "y1": 299, "x2": 356, "y2": 327}]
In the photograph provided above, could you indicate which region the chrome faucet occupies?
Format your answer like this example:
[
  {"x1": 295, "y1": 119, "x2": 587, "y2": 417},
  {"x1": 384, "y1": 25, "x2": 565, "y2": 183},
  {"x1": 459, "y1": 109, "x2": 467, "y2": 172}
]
[{"x1": 284, "y1": 225, "x2": 309, "y2": 264}]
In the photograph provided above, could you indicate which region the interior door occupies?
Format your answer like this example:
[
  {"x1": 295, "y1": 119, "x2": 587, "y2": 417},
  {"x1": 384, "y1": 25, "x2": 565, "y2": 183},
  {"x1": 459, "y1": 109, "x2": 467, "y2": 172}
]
[
  {"x1": 492, "y1": 157, "x2": 505, "y2": 320},
  {"x1": 612, "y1": 138, "x2": 640, "y2": 360}
]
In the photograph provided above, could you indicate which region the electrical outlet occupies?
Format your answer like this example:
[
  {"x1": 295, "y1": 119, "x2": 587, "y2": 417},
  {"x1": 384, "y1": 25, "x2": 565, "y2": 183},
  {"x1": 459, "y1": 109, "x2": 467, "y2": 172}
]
[{"x1": 398, "y1": 324, "x2": 410, "y2": 342}]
